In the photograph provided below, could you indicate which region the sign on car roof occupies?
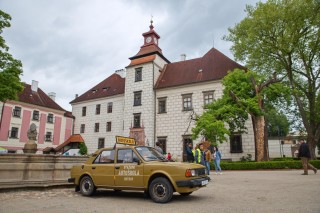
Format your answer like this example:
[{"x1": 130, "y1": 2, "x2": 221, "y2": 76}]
[{"x1": 116, "y1": 136, "x2": 136, "y2": 145}]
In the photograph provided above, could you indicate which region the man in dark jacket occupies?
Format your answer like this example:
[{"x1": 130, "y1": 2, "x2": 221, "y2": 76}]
[
  {"x1": 186, "y1": 142, "x2": 194, "y2": 163},
  {"x1": 298, "y1": 140, "x2": 317, "y2": 175}
]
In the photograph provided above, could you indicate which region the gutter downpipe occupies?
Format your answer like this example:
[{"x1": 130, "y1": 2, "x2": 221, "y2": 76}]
[{"x1": 0, "y1": 101, "x2": 5, "y2": 132}]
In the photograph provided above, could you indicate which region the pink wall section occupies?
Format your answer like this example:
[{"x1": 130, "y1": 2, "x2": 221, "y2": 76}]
[
  {"x1": 0, "y1": 106, "x2": 12, "y2": 141},
  {"x1": 53, "y1": 117, "x2": 61, "y2": 145},
  {"x1": 20, "y1": 110, "x2": 31, "y2": 143},
  {"x1": 38, "y1": 113, "x2": 46, "y2": 144},
  {"x1": 64, "y1": 117, "x2": 72, "y2": 142}
]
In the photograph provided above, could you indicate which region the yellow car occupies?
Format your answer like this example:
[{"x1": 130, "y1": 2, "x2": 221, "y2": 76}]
[{"x1": 68, "y1": 145, "x2": 210, "y2": 203}]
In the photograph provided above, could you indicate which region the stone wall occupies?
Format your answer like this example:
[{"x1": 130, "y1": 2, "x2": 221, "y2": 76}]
[{"x1": 0, "y1": 154, "x2": 88, "y2": 189}]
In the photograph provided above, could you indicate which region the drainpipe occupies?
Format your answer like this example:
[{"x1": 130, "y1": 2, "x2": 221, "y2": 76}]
[
  {"x1": 153, "y1": 63, "x2": 156, "y2": 147},
  {"x1": 0, "y1": 101, "x2": 5, "y2": 132}
]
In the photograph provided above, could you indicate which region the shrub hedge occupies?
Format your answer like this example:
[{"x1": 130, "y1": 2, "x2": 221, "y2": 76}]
[{"x1": 210, "y1": 160, "x2": 320, "y2": 170}]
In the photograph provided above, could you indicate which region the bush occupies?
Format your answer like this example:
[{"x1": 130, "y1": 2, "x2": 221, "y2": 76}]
[
  {"x1": 210, "y1": 160, "x2": 320, "y2": 170},
  {"x1": 79, "y1": 142, "x2": 88, "y2": 155}
]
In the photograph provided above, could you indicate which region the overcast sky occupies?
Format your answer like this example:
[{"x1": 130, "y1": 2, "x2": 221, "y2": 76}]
[{"x1": 1, "y1": 0, "x2": 263, "y2": 111}]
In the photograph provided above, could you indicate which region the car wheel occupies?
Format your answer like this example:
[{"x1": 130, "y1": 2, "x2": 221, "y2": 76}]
[
  {"x1": 179, "y1": 192, "x2": 193, "y2": 196},
  {"x1": 80, "y1": 176, "x2": 96, "y2": 196},
  {"x1": 149, "y1": 177, "x2": 173, "y2": 203}
]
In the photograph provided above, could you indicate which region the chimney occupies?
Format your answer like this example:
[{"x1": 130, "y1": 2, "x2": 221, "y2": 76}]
[
  {"x1": 31, "y1": 80, "x2": 39, "y2": 92},
  {"x1": 115, "y1": 69, "x2": 126, "y2": 78},
  {"x1": 180, "y1": 54, "x2": 186, "y2": 61},
  {"x1": 75, "y1": 94, "x2": 78, "y2": 99},
  {"x1": 48, "y1": 92, "x2": 56, "y2": 101}
]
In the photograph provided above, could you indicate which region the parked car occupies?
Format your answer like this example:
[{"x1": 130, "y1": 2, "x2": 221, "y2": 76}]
[{"x1": 68, "y1": 145, "x2": 210, "y2": 203}]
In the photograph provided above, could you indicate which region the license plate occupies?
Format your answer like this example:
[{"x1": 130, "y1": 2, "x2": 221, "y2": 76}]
[{"x1": 201, "y1": 180, "x2": 208, "y2": 186}]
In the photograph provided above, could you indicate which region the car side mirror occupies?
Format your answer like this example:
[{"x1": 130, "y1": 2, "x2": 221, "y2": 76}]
[{"x1": 133, "y1": 157, "x2": 141, "y2": 165}]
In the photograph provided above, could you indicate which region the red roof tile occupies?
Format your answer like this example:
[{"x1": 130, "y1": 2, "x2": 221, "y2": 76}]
[
  {"x1": 129, "y1": 55, "x2": 156, "y2": 66},
  {"x1": 18, "y1": 83, "x2": 65, "y2": 111},
  {"x1": 54, "y1": 134, "x2": 84, "y2": 151},
  {"x1": 70, "y1": 73, "x2": 125, "y2": 104},
  {"x1": 155, "y1": 48, "x2": 245, "y2": 89}
]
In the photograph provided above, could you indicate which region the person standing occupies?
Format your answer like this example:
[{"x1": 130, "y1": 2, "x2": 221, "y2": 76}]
[
  {"x1": 205, "y1": 148, "x2": 212, "y2": 175},
  {"x1": 213, "y1": 146, "x2": 222, "y2": 174},
  {"x1": 186, "y1": 142, "x2": 194, "y2": 163},
  {"x1": 155, "y1": 142, "x2": 163, "y2": 154},
  {"x1": 298, "y1": 140, "x2": 317, "y2": 175},
  {"x1": 194, "y1": 144, "x2": 202, "y2": 164},
  {"x1": 199, "y1": 144, "x2": 206, "y2": 166}
]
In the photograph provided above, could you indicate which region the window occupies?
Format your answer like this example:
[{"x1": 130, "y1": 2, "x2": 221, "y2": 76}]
[
  {"x1": 106, "y1": 122, "x2": 112, "y2": 132},
  {"x1": 182, "y1": 94, "x2": 193, "y2": 111},
  {"x1": 157, "y1": 137, "x2": 167, "y2": 154},
  {"x1": 107, "y1": 102, "x2": 113, "y2": 113},
  {"x1": 13, "y1": 106, "x2": 21, "y2": 117},
  {"x1": 134, "y1": 91, "x2": 142, "y2": 106},
  {"x1": 98, "y1": 138, "x2": 105, "y2": 149},
  {"x1": 117, "y1": 149, "x2": 139, "y2": 163},
  {"x1": 82, "y1": 107, "x2": 86, "y2": 116},
  {"x1": 45, "y1": 132, "x2": 52, "y2": 142},
  {"x1": 10, "y1": 127, "x2": 19, "y2": 138},
  {"x1": 80, "y1": 124, "x2": 85, "y2": 133},
  {"x1": 47, "y1": 113, "x2": 54, "y2": 123},
  {"x1": 230, "y1": 134, "x2": 243, "y2": 153},
  {"x1": 158, "y1": 98, "x2": 167, "y2": 113},
  {"x1": 94, "y1": 150, "x2": 114, "y2": 164},
  {"x1": 96, "y1": 104, "x2": 101, "y2": 115},
  {"x1": 203, "y1": 91, "x2": 214, "y2": 105},
  {"x1": 135, "y1": 67, "x2": 142, "y2": 82},
  {"x1": 133, "y1": 113, "x2": 141, "y2": 128},
  {"x1": 94, "y1": 123, "x2": 100, "y2": 132},
  {"x1": 33, "y1": 110, "x2": 39, "y2": 120}
]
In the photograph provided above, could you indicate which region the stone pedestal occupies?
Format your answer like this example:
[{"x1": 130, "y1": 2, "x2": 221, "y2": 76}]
[{"x1": 23, "y1": 140, "x2": 38, "y2": 154}]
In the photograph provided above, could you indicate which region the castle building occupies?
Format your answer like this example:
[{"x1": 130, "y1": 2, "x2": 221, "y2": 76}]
[
  {"x1": 70, "y1": 22, "x2": 255, "y2": 161},
  {"x1": 0, "y1": 80, "x2": 74, "y2": 153}
]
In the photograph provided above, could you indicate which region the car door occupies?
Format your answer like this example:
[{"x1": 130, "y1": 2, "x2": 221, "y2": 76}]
[
  {"x1": 114, "y1": 148, "x2": 144, "y2": 188},
  {"x1": 90, "y1": 149, "x2": 115, "y2": 187}
]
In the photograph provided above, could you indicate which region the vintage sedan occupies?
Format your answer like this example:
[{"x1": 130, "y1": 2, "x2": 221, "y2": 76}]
[{"x1": 68, "y1": 145, "x2": 210, "y2": 203}]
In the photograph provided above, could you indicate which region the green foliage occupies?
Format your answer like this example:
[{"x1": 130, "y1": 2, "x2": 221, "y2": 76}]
[
  {"x1": 211, "y1": 160, "x2": 320, "y2": 170},
  {"x1": 0, "y1": 10, "x2": 24, "y2": 102},
  {"x1": 266, "y1": 107, "x2": 290, "y2": 136},
  {"x1": 224, "y1": 0, "x2": 320, "y2": 157},
  {"x1": 240, "y1": 154, "x2": 252, "y2": 162},
  {"x1": 79, "y1": 142, "x2": 88, "y2": 155}
]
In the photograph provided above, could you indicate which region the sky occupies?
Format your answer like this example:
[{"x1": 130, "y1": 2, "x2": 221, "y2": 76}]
[{"x1": 1, "y1": 0, "x2": 263, "y2": 111}]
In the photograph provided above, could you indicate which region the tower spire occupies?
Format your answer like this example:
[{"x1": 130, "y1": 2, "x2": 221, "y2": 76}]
[{"x1": 149, "y1": 15, "x2": 154, "y2": 30}]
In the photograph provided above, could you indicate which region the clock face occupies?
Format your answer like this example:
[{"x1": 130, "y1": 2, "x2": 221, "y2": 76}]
[{"x1": 146, "y1": 36, "x2": 152, "y2": 43}]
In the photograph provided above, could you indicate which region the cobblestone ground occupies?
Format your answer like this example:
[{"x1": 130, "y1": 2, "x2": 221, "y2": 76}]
[{"x1": 0, "y1": 170, "x2": 320, "y2": 213}]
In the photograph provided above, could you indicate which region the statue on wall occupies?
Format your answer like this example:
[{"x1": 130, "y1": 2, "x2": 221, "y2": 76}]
[
  {"x1": 27, "y1": 123, "x2": 37, "y2": 141},
  {"x1": 23, "y1": 123, "x2": 38, "y2": 154}
]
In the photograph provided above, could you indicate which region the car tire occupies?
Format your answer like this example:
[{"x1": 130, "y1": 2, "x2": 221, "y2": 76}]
[
  {"x1": 149, "y1": 177, "x2": 173, "y2": 203},
  {"x1": 179, "y1": 192, "x2": 193, "y2": 196},
  {"x1": 80, "y1": 176, "x2": 96, "y2": 196}
]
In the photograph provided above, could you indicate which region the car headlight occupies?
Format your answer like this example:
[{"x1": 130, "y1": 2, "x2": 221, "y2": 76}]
[{"x1": 185, "y1": 169, "x2": 196, "y2": 177}]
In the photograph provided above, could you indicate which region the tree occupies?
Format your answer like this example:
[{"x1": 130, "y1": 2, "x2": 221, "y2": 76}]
[
  {"x1": 224, "y1": 0, "x2": 320, "y2": 159},
  {"x1": 0, "y1": 10, "x2": 24, "y2": 102},
  {"x1": 79, "y1": 142, "x2": 88, "y2": 155},
  {"x1": 266, "y1": 108, "x2": 290, "y2": 137},
  {"x1": 192, "y1": 69, "x2": 282, "y2": 161}
]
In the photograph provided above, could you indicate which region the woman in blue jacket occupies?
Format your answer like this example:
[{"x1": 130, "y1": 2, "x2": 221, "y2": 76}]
[{"x1": 213, "y1": 146, "x2": 222, "y2": 174}]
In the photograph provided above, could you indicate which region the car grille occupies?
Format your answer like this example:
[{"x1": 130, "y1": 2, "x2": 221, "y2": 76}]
[{"x1": 196, "y1": 168, "x2": 206, "y2": 176}]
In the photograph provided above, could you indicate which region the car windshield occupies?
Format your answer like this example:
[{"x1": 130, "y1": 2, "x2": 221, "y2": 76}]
[{"x1": 135, "y1": 146, "x2": 166, "y2": 161}]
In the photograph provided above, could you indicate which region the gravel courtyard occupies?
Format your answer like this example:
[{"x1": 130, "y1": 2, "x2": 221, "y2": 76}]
[{"x1": 0, "y1": 170, "x2": 319, "y2": 213}]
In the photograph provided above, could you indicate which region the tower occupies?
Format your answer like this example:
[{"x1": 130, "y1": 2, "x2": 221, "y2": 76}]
[{"x1": 123, "y1": 20, "x2": 169, "y2": 146}]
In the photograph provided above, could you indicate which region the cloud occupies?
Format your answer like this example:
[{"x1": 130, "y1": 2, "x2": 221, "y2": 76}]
[{"x1": 1, "y1": 0, "x2": 262, "y2": 111}]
